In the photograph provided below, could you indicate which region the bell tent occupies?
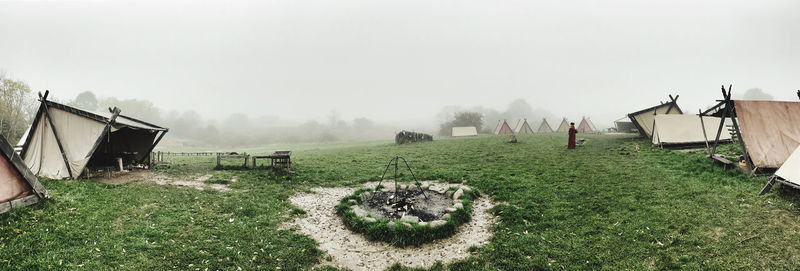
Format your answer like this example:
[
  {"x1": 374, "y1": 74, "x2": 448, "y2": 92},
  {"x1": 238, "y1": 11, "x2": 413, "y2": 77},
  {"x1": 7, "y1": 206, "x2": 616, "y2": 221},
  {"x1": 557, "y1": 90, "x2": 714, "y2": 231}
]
[
  {"x1": 556, "y1": 118, "x2": 570, "y2": 133},
  {"x1": 17, "y1": 91, "x2": 169, "y2": 179},
  {"x1": 536, "y1": 119, "x2": 553, "y2": 133},
  {"x1": 576, "y1": 117, "x2": 597, "y2": 133},
  {"x1": 1, "y1": 132, "x2": 47, "y2": 214},
  {"x1": 493, "y1": 120, "x2": 514, "y2": 135},
  {"x1": 513, "y1": 119, "x2": 534, "y2": 134}
]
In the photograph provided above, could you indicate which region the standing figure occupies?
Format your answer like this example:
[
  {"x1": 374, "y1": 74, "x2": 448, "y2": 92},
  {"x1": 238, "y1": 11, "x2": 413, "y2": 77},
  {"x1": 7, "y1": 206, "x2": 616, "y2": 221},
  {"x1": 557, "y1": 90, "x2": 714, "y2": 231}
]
[{"x1": 567, "y1": 122, "x2": 577, "y2": 149}]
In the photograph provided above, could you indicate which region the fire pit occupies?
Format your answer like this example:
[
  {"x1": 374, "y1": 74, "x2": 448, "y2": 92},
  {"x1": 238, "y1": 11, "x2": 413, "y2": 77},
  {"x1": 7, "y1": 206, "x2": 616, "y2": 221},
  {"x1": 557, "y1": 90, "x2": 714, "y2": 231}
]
[{"x1": 335, "y1": 156, "x2": 479, "y2": 247}]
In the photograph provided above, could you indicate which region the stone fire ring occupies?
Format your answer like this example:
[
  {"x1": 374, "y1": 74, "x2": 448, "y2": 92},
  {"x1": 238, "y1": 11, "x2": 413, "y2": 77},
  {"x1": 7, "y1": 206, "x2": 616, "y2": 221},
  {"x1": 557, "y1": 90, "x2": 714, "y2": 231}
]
[{"x1": 335, "y1": 181, "x2": 477, "y2": 247}]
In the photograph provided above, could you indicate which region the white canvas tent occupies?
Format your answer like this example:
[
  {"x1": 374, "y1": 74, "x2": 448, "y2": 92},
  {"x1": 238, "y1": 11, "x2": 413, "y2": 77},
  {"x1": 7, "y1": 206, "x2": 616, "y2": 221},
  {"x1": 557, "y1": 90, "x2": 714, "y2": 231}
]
[
  {"x1": 535, "y1": 119, "x2": 553, "y2": 133},
  {"x1": 651, "y1": 115, "x2": 732, "y2": 146},
  {"x1": 451, "y1": 126, "x2": 478, "y2": 137},
  {"x1": 493, "y1": 120, "x2": 514, "y2": 135},
  {"x1": 761, "y1": 146, "x2": 800, "y2": 194},
  {"x1": 18, "y1": 91, "x2": 169, "y2": 179},
  {"x1": 514, "y1": 119, "x2": 534, "y2": 134},
  {"x1": 1, "y1": 132, "x2": 47, "y2": 214},
  {"x1": 627, "y1": 95, "x2": 682, "y2": 138},
  {"x1": 576, "y1": 117, "x2": 597, "y2": 133},
  {"x1": 556, "y1": 118, "x2": 570, "y2": 133}
]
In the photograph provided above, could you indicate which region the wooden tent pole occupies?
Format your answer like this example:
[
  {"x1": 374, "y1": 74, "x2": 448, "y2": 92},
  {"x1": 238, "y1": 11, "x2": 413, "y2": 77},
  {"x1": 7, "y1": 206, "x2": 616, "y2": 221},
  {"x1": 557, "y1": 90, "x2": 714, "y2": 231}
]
[
  {"x1": 730, "y1": 106, "x2": 755, "y2": 171},
  {"x1": 137, "y1": 129, "x2": 168, "y2": 164},
  {"x1": 84, "y1": 107, "x2": 121, "y2": 161},
  {"x1": 710, "y1": 86, "x2": 731, "y2": 157},
  {"x1": 699, "y1": 109, "x2": 711, "y2": 155},
  {"x1": 39, "y1": 91, "x2": 74, "y2": 179}
]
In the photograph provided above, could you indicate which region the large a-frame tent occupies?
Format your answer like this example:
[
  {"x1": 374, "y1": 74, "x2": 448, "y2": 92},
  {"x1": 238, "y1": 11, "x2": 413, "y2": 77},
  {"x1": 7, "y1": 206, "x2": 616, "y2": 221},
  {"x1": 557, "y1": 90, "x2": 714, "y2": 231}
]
[
  {"x1": 536, "y1": 118, "x2": 553, "y2": 133},
  {"x1": 627, "y1": 95, "x2": 682, "y2": 138},
  {"x1": 576, "y1": 117, "x2": 597, "y2": 133},
  {"x1": 18, "y1": 91, "x2": 169, "y2": 179},
  {"x1": 493, "y1": 120, "x2": 514, "y2": 135},
  {"x1": 651, "y1": 114, "x2": 731, "y2": 147},
  {"x1": 513, "y1": 119, "x2": 534, "y2": 134},
  {"x1": 1, "y1": 131, "x2": 47, "y2": 214},
  {"x1": 556, "y1": 118, "x2": 570, "y2": 133}
]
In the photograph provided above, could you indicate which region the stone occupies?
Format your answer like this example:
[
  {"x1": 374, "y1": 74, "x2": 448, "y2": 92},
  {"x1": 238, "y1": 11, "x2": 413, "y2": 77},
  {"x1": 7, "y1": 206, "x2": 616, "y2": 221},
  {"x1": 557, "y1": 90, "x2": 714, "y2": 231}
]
[
  {"x1": 441, "y1": 213, "x2": 451, "y2": 220},
  {"x1": 348, "y1": 199, "x2": 358, "y2": 204},
  {"x1": 452, "y1": 188, "x2": 464, "y2": 200},
  {"x1": 400, "y1": 214, "x2": 419, "y2": 223},
  {"x1": 418, "y1": 221, "x2": 428, "y2": 226},
  {"x1": 408, "y1": 184, "x2": 417, "y2": 190},
  {"x1": 352, "y1": 206, "x2": 368, "y2": 217},
  {"x1": 460, "y1": 186, "x2": 472, "y2": 192},
  {"x1": 420, "y1": 184, "x2": 429, "y2": 190},
  {"x1": 454, "y1": 202, "x2": 464, "y2": 209},
  {"x1": 402, "y1": 222, "x2": 412, "y2": 228},
  {"x1": 445, "y1": 207, "x2": 457, "y2": 213},
  {"x1": 364, "y1": 217, "x2": 376, "y2": 223},
  {"x1": 430, "y1": 220, "x2": 447, "y2": 227},
  {"x1": 387, "y1": 221, "x2": 396, "y2": 228}
]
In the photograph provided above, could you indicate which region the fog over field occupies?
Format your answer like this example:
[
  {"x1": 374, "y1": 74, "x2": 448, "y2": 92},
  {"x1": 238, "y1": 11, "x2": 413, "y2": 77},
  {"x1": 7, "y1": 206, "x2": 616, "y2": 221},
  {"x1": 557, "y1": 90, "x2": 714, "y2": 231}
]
[{"x1": 1, "y1": 0, "x2": 799, "y2": 145}]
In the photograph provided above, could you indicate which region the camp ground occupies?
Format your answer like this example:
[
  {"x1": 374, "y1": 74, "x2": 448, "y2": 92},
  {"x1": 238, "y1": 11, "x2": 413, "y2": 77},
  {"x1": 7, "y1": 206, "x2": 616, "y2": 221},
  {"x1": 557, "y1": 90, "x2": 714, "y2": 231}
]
[
  {"x1": 451, "y1": 126, "x2": 478, "y2": 137},
  {"x1": 535, "y1": 118, "x2": 553, "y2": 133},
  {"x1": 0, "y1": 132, "x2": 48, "y2": 214},
  {"x1": 556, "y1": 118, "x2": 570, "y2": 133},
  {"x1": 627, "y1": 95, "x2": 682, "y2": 138},
  {"x1": 513, "y1": 119, "x2": 534, "y2": 134},
  {"x1": 651, "y1": 114, "x2": 732, "y2": 148},
  {"x1": 17, "y1": 91, "x2": 168, "y2": 179},
  {"x1": 576, "y1": 117, "x2": 597, "y2": 133},
  {"x1": 493, "y1": 119, "x2": 514, "y2": 135}
]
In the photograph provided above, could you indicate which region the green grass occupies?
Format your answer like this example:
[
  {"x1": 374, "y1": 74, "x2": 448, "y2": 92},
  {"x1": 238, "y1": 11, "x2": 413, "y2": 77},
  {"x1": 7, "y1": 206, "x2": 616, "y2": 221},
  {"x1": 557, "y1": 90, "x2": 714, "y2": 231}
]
[{"x1": 3, "y1": 134, "x2": 800, "y2": 270}]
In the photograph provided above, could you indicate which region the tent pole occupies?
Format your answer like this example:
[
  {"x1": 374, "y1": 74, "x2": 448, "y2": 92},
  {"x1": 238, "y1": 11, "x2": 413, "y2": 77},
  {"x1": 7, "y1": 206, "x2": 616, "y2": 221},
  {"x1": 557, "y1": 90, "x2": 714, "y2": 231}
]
[
  {"x1": 699, "y1": 109, "x2": 711, "y2": 155},
  {"x1": 39, "y1": 92, "x2": 74, "y2": 179},
  {"x1": 137, "y1": 128, "x2": 169, "y2": 164},
  {"x1": 84, "y1": 107, "x2": 121, "y2": 162},
  {"x1": 710, "y1": 86, "x2": 731, "y2": 158},
  {"x1": 730, "y1": 107, "x2": 754, "y2": 172}
]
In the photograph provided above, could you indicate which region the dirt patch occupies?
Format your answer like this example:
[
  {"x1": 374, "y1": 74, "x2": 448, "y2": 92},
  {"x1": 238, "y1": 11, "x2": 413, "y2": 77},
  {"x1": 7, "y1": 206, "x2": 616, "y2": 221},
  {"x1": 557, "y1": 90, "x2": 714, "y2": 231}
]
[
  {"x1": 282, "y1": 182, "x2": 496, "y2": 270},
  {"x1": 96, "y1": 171, "x2": 232, "y2": 192}
]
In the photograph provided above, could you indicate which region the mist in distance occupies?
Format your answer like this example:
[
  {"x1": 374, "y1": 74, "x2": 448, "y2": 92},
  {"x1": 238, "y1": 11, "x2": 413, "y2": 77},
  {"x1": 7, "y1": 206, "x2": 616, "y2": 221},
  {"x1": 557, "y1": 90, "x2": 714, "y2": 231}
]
[{"x1": 1, "y1": 0, "x2": 799, "y2": 146}]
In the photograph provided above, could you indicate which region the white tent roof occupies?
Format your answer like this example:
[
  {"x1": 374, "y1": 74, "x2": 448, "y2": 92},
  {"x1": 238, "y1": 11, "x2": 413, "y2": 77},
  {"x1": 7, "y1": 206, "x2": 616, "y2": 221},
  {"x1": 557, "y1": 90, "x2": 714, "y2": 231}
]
[
  {"x1": 775, "y1": 146, "x2": 800, "y2": 188},
  {"x1": 651, "y1": 114, "x2": 731, "y2": 145},
  {"x1": 452, "y1": 126, "x2": 478, "y2": 137}
]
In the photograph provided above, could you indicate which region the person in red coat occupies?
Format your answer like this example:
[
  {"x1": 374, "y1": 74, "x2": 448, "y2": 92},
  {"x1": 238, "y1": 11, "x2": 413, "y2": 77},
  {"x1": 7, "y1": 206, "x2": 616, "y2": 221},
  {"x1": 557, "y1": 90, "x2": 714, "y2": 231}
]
[{"x1": 567, "y1": 122, "x2": 577, "y2": 149}]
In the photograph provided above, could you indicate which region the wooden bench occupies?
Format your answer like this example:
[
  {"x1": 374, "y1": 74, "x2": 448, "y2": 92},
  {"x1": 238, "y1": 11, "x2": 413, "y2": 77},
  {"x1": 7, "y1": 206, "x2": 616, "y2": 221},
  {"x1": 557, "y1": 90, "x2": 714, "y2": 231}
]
[
  {"x1": 252, "y1": 151, "x2": 292, "y2": 171},
  {"x1": 217, "y1": 154, "x2": 250, "y2": 168}
]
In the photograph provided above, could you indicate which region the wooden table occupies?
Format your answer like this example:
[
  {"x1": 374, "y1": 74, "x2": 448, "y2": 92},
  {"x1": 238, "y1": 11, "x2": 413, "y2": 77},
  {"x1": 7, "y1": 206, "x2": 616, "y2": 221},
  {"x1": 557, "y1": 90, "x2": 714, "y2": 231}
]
[
  {"x1": 217, "y1": 154, "x2": 250, "y2": 168},
  {"x1": 252, "y1": 151, "x2": 292, "y2": 171}
]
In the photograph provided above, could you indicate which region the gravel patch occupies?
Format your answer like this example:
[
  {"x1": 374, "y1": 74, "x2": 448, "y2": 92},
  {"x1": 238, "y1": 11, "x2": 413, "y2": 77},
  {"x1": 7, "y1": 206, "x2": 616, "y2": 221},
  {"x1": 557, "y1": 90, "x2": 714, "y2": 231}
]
[{"x1": 282, "y1": 182, "x2": 496, "y2": 270}]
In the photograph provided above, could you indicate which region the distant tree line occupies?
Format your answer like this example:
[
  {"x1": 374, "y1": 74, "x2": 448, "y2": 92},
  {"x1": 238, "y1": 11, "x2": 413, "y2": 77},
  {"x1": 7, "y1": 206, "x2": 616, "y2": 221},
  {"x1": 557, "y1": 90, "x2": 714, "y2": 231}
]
[{"x1": 437, "y1": 98, "x2": 555, "y2": 135}]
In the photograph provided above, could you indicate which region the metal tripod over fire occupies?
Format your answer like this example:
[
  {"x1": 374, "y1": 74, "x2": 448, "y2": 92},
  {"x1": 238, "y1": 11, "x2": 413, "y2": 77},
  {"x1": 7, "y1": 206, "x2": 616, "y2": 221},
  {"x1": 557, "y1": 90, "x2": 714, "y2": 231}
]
[{"x1": 371, "y1": 156, "x2": 427, "y2": 201}]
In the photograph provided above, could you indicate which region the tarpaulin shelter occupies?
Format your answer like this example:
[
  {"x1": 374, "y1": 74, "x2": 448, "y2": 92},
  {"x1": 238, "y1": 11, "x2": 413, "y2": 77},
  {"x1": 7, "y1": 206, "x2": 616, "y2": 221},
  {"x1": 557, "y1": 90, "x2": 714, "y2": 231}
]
[
  {"x1": 1, "y1": 131, "x2": 47, "y2": 214},
  {"x1": 451, "y1": 126, "x2": 478, "y2": 137},
  {"x1": 627, "y1": 95, "x2": 682, "y2": 138},
  {"x1": 556, "y1": 118, "x2": 570, "y2": 133},
  {"x1": 18, "y1": 91, "x2": 169, "y2": 179},
  {"x1": 493, "y1": 120, "x2": 514, "y2": 135},
  {"x1": 535, "y1": 119, "x2": 553, "y2": 133},
  {"x1": 576, "y1": 117, "x2": 597, "y2": 133},
  {"x1": 705, "y1": 85, "x2": 800, "y2": 173},
  {"x1": 651, "y1": 114, "x2": 731, "y2": 147},
  {"x1": 513, "y1": 119, "x2": 534, "y2": 134}
]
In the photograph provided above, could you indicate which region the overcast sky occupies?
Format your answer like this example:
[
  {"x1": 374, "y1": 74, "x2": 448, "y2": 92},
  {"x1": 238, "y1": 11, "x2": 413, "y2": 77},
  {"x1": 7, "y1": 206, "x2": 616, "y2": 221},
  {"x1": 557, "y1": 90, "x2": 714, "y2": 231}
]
[{"x1": 1, "y1": 0, "x2": 799, "y2": 128}]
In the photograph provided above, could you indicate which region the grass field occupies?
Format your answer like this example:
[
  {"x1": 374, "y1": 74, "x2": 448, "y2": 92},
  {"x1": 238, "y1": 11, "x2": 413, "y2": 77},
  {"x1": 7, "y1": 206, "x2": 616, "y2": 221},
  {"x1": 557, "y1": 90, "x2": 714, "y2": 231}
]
[{"x1": 2, "y1": 134, "x2": 800, "y2": 270}]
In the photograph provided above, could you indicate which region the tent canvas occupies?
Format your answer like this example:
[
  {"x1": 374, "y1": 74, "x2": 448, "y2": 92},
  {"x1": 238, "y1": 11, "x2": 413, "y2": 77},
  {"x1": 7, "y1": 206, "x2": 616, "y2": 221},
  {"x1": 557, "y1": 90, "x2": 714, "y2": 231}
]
[
  {"x1": 576, "y1": 117, "x2": 596, "y2": 133},
  {"x1": 732, "y1": 100, "x2": 800, "y2": 169},
  {"x1": 514, "y1": 119, "x2": 534, "y2": 134},
  {"x1": 651, "y1": 115, "x2": 732, "y2": 146},
  {"x1": 1, "y1": 132, "x2": 47, "y2": 214},
  {"x1": 761, "y1": 146, "x2": 800, "y2": 195},
  {"x1": 494, "y1": 120, "x2": 514, "y2": 135},
  {"x1": 627, "y1": 95, "x2": 682, "y2": 138},
  {"x1": 452, "y1": 126, "x2": 478, "y2": 137},
  {"x1": 614, "y1": 117, "x2": 637, "y2": 133},
  {"x1": 18, "y1": 91, "x2": 168, "y2": 179},
  {"x1": 536, "y1": 119, "x2": 553, "y2": 133},
  {"x1": 556, "y1": 118, "x2": 570, "y2": 133}
]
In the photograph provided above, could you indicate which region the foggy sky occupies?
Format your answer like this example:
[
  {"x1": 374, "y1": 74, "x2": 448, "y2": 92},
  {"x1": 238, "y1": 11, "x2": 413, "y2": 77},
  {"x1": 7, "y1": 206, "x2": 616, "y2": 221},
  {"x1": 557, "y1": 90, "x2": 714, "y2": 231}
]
[{"x1": 1, "y1": 0, "x2": 799, "y2": 129}]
